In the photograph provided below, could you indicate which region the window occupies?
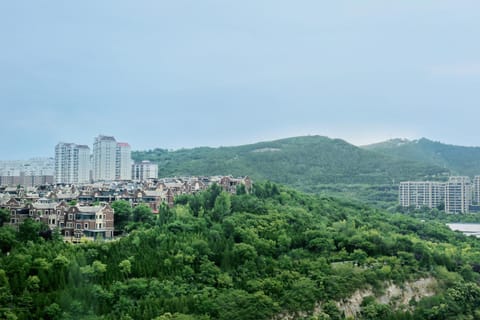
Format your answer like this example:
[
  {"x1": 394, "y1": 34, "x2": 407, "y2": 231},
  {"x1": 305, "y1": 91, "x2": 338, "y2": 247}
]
[
  {"x1": 29, "y1": 210, "x2": 34, "y2": 216},
  {"x1": 68, "y1": 214, "x2": 73, "y2": 220},
  {"x1": 52, "y1": 219, "x2": 56, "y2": 225},
  {"x1": 84, "y1": 223, "x2": 88, "y2": 229},
  {"x1": 65, "y1": 231, "x2": 69, "y2": 237},
  {"x1": 76, "y1": 224, "x2": 81, "y2": 229},
  {"x1": 97, "y1": 223, "x2": 102, "y2": 229},
  {"x1": 66, "y1": 222, "x2": 73, "y2": 228}
]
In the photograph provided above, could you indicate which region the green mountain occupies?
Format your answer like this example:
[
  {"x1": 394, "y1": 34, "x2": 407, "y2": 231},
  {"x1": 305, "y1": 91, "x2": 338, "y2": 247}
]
[
  {"x1": 2, "y1": 183, "x2": 480, "y2": 319},
  {"x1": 363, "y1": 138, "x2": 480, "y2": 177},
  {"x1": 133, "y1": 136, "x2": 449, "y2": 193}
]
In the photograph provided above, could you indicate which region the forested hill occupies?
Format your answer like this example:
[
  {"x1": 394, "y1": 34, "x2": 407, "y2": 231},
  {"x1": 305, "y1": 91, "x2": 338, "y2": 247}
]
[
  {"x1": 363, "y1": 138, "x2": 480, "y2": 177},
  {"x1": 133, "y1": 136, "x2": 448, "y2": 191},
  {"x1": 2, "y1": 183, "x2": 480, "y2": 319}
]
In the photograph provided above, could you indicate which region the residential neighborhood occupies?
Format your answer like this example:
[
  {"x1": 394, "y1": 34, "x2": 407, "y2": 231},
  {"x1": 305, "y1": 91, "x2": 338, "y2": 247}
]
[
  {"x1": 0, "y1": 134, "x2": 252, "y2": 242},
  {"x1": 0, "y1": 175, "x2": 252, "y2": 242}
]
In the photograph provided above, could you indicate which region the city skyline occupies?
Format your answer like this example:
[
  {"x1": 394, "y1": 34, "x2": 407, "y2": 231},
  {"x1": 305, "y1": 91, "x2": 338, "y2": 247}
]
[{"x1": 1, "y1": 1, "x2": 480, "y2": 159}]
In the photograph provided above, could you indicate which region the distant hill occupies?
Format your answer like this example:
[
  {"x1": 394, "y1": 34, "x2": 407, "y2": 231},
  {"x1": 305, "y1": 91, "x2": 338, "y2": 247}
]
[
  {"x1": 363, "y1": 138, "x2": 480, "y2": 177},
  {"x1": 133, "y1": 136, "x2": 449, "y2": 193}
]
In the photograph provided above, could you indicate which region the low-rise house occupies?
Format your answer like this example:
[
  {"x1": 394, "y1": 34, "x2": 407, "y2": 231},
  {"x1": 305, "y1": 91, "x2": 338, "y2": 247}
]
[
  {"x1": 64, "y1": 204, "x2": 114, "y2": 241},
  {"x1": 3, "y1": 198, "x2": 114, "y2": 242},
  {"x1": 2, "y1": 198, "x2": 29, "y2": 229},
  {"x1": 220, "y1": 176, "x2": 252, "y2": 194}
]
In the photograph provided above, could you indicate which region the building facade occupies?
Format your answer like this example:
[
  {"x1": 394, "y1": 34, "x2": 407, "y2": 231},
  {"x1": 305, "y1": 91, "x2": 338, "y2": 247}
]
[
  {"x1": 55, "y1": 143, "x2": 90, "y2": 184},
  {"x1": 445, "y1": 176, "x2": 472, "y2": 214},
  {"x1": 64, "y1": 204, "x2": 114, "y2": 241},
  {"x1": 399, "y1": 181, "x2": 445, "y2": 209},
  {"x1": 132, "y1": 160, "x2": 158, "y2": 181},
  {"x1": 116, "y1": 142, "x2": 132, "y2": 180},
  {"x1": 0, "y1": 158, "x2": 54, "y2": 187},
  {"x1": 93, "y1": 136, "x2": 132, "y2": 182},
  {"x1": 1, "y1": 199, "x2": 114, "y2": 241},
  {"x1": 474, "y1": 176, "x2": 480, "y2": 205},
  {"x1": 93, "y1": 135, "x2": 117, "y2": 181}
]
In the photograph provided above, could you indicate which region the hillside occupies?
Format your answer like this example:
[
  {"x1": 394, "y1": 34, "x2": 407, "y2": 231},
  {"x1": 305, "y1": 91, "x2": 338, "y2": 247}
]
[
  {"x1": 133, "y1": 136, "x2": 449, "y2": 192},
  {"x1": 363, "y1": 138, "x2": 480, "y2": 177},
  {"x1": 2, "y1": 183, "x2": 480, "y2": 319}
]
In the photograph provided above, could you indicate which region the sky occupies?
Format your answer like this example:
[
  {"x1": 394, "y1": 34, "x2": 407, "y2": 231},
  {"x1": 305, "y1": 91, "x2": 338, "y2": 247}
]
[{"x1": 1, "y1": 1, "x2": 480, "y2": 159}]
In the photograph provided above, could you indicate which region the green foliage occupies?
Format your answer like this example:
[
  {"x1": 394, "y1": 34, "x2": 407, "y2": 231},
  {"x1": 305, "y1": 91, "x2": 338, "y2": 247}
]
[
  {"x1": 133, "y1": 204, "x2": 154, "y2": 224},
  {"x1": 17, "y1": 219, "x2": 48, "y2": 243},
  {"x1": 0, "y1": 208, "x2": 10, "y2": 227},
  {"x1": 112, "y1": 200, "x2": 133, "y2": 232},
  {"x1": 132, "y1": 136, "x2": 448, "y2": 193},
  {"x1": 364, "y1": 137, "x2": 480, "y2": 177},
  {"x1": 0, "y1": 227, "x2": 17, "y2": 254},
  {"x1": 2, "y1": 182, "x2": 480, "y2": 319}
]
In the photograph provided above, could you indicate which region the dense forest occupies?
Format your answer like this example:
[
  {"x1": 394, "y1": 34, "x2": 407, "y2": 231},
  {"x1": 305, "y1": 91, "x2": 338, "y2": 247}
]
[
  {"x1": 363, "y1": 138, "x2": 480, "y2": 177},
  {"x1": 2, "y1": 183, "x2": 480, "y2": 319}
]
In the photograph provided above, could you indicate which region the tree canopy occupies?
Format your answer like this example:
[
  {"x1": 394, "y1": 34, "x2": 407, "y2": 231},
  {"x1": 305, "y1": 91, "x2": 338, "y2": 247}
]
[{"x1": 1, "y1": 183, "x2": 480, "y2": 319}]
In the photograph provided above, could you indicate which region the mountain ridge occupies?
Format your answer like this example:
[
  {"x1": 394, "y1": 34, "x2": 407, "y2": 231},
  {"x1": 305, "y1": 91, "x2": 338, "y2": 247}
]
[
  {"x1": 133, "y1": 135, "x2": 450, "y2": 193},
  {"x1": 363, "y1": 137, "x2": 480, "y2": 176}
]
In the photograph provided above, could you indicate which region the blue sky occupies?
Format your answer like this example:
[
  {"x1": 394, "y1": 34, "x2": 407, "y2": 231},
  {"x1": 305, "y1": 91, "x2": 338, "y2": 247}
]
[{"x1": 1, "y1": 1, "x2": 479, "y2": 159}]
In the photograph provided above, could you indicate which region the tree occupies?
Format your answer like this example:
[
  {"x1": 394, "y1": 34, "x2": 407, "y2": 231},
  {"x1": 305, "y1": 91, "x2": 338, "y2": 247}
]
[
  {"x1": 213, "y1": 192, "x2": 231, "y2": 221},
  {"x1": 0, "y1": 208, "x2": 10, "y2": 227},
  {"x1": 119, "y1": 259, "x2": 132, "y2": 278},
  {"x1": 0, "y1": 227, "x2": 16, "y2": 253},
  {"x1": 112, "y1": 200, "x2": 133, "y2": 232},
  {"x1": 17, "y1": 219, "x2": 47, "y2": 242},
  {"x1": 133, "y1": 204, "x2": 154, "y2": 224}
]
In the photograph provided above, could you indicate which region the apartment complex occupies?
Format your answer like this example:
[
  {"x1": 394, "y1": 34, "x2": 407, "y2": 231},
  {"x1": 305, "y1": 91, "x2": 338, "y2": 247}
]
[
  {"x1": 0, "y1": 158, "x2": 54, "y2": 187},
  {"x1": 399, "y1": 176, "x2": 476, "y2": 214},
  {"x1": 132, "y1": 160, "x2": 158, "y2": 181},
  {"x1": 93, "y1": 135, "x2": 118, "y2": 181},
  {"x1": 399, "y1": 181, "x2": 445, "y2": 209},
  {"x1": 55, "y1": 143, "x2": 90, "y2": 184},
  {"x1": 445, "y1": 176, "x2": 472, "y2": 214},
  {"x1": 51, "y1": 135, "x2": 134, "y2": 184},
  {"x1": 92, "y1": 135, "x2": 132, "y2": 181},
  {"x1": 474, "y1": 176, "x2": 480, "y2": 204},
  {"x1": 116, "y1": 142, "x2": 132, "y2": 180}
]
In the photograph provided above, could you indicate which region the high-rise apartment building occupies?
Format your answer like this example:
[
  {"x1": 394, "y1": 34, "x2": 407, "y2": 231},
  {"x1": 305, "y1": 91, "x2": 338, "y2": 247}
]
[
  {"x1": 399, "y1": 181, "x2": 445, "y2": 209},
  {"x1": 93, "y1": 135, "x2": 117, "y2": 181},
  {"x1": 445, "y1": 176, "x2": 472, "y2": 214},
  {"x1": 116, "y1": 142, "x2": 132, "y2": 180},
  {"x1": 474, "y1": 176, "x2": 480, "y2": 204},
  {"x1": 54, "y1": 143, "x2": 90, "y2": 184},
  {"x1": 92, "y1": 135, "x2": 132, "y2": 181},
  {"x1": 132, "y1": 160, "x2": 158, "y2": 181}
]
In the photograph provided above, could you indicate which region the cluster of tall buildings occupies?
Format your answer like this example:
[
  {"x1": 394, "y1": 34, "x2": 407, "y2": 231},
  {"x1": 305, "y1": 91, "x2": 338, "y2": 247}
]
[
  {"x1": 0, "y1": 158, "x2": 54, "y2": 187},
  {"x1": 55, "y1": 135, "x2": 157, "y2": 184},
  {"x1": 399, "y1": 176, "x2": 480, "y2": 213}
]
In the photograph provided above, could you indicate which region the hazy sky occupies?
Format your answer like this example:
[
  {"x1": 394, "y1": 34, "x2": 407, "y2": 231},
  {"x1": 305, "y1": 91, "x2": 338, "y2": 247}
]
[{"x1": 1, "y1": 1, "x2": 480, "y2": 159}]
